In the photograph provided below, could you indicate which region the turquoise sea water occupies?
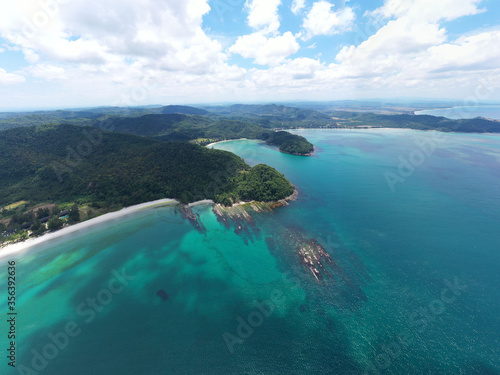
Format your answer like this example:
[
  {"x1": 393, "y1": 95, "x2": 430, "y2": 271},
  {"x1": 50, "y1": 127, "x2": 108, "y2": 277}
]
[
  {"x1": 1, "y1": 129, "x2": 500, "y2": 374},
  {"x1": 415, "y1": 105, "x2": 500, "y2": 120}
]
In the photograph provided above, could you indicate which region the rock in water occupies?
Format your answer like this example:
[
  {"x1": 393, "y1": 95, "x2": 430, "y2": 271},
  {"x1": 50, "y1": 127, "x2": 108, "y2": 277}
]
[{"x1": 156, "y1": 289, "x2": 169, "y2": 301}]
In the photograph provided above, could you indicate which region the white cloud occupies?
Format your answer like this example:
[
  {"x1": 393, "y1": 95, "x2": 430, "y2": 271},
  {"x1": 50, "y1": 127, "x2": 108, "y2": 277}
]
[
  {"x1": 291, "y1": 0, "x2": 306, "y2": 15},
  {"x1": 233, "y1": 0, "x2": 300, "y2": 66},
  {"x1": 302, "y1": 1, "x2": 355, "y2": 40},
  {"x1": 28, "y1": 64, "x2": 68, "y2": 81},
  {"x1": 420, "y1": 30, "x2": 500, "y2": 73},
  {"x1": 336, "y1": 19, "x2": 447, "y2": 66},
  {"x1": 0, "y1": 0, "x2": 255, "y2": 107},
  {"x1": 367, "y1": 0, "x2": 483, "y2": 23},
  {"x1": 0, "y1": 0, "x2": 230, "y2": 75},
  {"x1": 253, "y1": 58, "x2": 323, "y2": 84},
  {"x1": 334, "y1": 0, "x2": 486, "y2": 81},
  {"x1": 241, "y1": 0, "x2": 499, "y2": 100},
  {"x1": 245, "y1": 0, "x2": 282, "y2": 33},
  {"x1": 0, "y1": 68, "x2": 25, "y2": 84},
  {"x1": 0, "y1": 0, "x2": 498, "y2": 106},
  {"x1": 230, "y1": 31, "x2": 299, "y2": 66}
]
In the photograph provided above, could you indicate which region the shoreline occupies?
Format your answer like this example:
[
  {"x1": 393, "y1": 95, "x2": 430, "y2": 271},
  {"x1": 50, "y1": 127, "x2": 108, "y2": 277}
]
[
  {"x1": 287, "y1": 127, "x2": 500, "y2": 135},
  {"x1": 414, "y1": 105, "x2": 500, "y2": 121},
  {"x1": 206, "y1": 138, "x2": 250, "y2": 147},
  {"x1": 228, "y1": 188, "x2": 299, "y2": 208},
  {"x1": 0, "y1": 189, "x2": 298, "y2": 260},
  {"x1": 0, "y1": 198, "x2": 180, "y2": 261}
]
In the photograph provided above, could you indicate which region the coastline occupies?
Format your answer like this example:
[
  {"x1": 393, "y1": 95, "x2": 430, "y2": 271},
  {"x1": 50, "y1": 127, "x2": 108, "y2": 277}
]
[
  {"x1": 0, "y1": 199, "x2": 178, "y2": 261},
  {"x1": 207, "y1": 138, "x2": 313, "y2": 156},
  {"x1": 188, "y1": 199, "x2": 214, "y2": 207},
  {"x1": 287, "y1": 127, "x2": 500, "y2": 135},
  {"x1": 0, "y1": 189, "x2": 299, "y2": 261},
  {"x1": 206, "y1": 138, "x2": 250, "y2": 148},
  {"x1": 229, "y1": 188, "x2": 299, "y2": 208}
]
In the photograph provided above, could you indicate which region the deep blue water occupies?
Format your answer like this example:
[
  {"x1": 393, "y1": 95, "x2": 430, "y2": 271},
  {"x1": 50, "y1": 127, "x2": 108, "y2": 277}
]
[{"x1": 1, "y1": 129, "x2": 499, "y2": 374}]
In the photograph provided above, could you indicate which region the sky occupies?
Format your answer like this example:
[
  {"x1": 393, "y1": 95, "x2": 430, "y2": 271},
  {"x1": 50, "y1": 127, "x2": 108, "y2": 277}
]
[{"x1": 0, "y1": 0, "x2": 499, "y2": 109}]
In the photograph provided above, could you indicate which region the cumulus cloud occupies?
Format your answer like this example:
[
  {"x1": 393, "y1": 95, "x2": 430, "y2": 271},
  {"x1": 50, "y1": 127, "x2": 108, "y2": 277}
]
[
  {"x1": 302, "y1": 1, "x2": 356, "y2": 40},
  {"x1": 291, "y1": 0, "x2": 306, "y2": 15},
  {"x1": 334, "y1": 0, "x2": 486, "y2": 80},
  {"x1": 0, "y1": 0, "x2": 251, "y2": 104},
  {"x1": 231, "y1": 0, "x2": 300, "y2": 66},
  {"x1": 245, "y1": 0, "x2": 282, "y2": 33},
  {"x1": 420, "y1": 30, "x2": 500, "y2": 73},
  {"x1": 367, "y1": 0, "x2": 483, "y2": 22},
  {"x1": 0, "y1": 0, "x2": 498, "y2": 106},
  {"x1": 27, "y1": 64, "x2": 68, "y2": 81},
  {"x1": 230, "y1": 31, "x2": 300, "y2": 65},
  {"x1": 242, "y1": 0, "x2": 498, "y2": 99},
  {"x1": 0, "y1": 68, "x2": 25, "y2": 84},
  {"x1": 0, "y1": 0, "x2": 236, "y2": 74},
  {"x1": 253, "y1": 58, "x2": 323, "y2": 85}
]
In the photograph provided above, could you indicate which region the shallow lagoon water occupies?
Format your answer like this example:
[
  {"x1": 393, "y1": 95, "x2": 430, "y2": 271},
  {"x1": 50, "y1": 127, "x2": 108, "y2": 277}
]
[{"x1": 2, "y1": 129, "x2": 500, "y2": 374}]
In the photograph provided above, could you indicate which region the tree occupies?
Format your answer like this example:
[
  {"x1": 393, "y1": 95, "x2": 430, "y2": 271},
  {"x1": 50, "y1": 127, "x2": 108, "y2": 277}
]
[
  {"x1": 36, "y1": 207, "x2": 50, "y2": 219},
  {"x1": 68, "y1": 204, "x2": 80, "y2": 224},
  {"x1": 0, "y1": 222, "x2": 6, "y2": 232},
  {"x1": 51, "y1": 205, "x2": 61, "y2": 216},
  {"x1": 47, "y1": 216, "x2": 63, "y2": 231},
  {"x1": 9, "y1": 215, "x2": 20, "y2": 226},
  {"x1": 30, "y1": 219, "x2": 41, "y2": 232},
  {"x1": 31, "y1": 219, "x2": 47, "y2": 236}
]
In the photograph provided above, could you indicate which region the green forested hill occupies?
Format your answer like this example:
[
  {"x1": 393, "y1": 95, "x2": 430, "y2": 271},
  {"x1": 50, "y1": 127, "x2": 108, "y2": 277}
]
[
  {"x1": 329, "y1": 112, "x2": 500, "y2": 132},
  {"x1": 160, "y1": 105, "x2": 209, "y2": 115},
  {"x1": 262, "y1": 131, "x2": 314, "y2": 155},
  {"x1": 0, "y1": 105, "x2": 209, "y2": 131},
  {"x1": 96, "y1": 114, "x2": 211, "y2": 139},
  {"x1": 0, "y1": 125, "x2": 294, "y2": 209},
  {"x1": 100, "y1": 115, "x2": 315, "y2": 155},
  {"x1": 2, "y1": 104, "x2": 499, "y2": 135}
]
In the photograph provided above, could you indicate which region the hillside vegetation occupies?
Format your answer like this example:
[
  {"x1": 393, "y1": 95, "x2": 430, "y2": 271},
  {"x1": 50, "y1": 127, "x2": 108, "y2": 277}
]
[
  {"x1": 0, "y1": 125, "x2": 294, "y2": 210},
  {"x1": 2, "y1": 103, "x2": 499, "y2": 135},
  {"x1": 100, "y1": 115, "x2": 315, "y2": 155},
  {"x1": 328, "y1": 112, "x2": 500, "y2": 132}
]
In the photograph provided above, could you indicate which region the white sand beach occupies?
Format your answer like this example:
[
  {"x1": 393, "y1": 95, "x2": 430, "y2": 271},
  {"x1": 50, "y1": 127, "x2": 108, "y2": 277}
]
[
  {"x1": 188, "y1": 199, "x2": 214, "y2": 207},
  {"x1": 0, "y1": 198, "x2": 179, "y2": 261},
  {"x1": 205, "y1": 138, "x2": 249, "y2": 147}
]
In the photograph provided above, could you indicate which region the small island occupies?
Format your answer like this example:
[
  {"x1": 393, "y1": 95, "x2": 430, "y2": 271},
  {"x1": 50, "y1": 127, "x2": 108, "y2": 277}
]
[{"x1": 261, "y1": 131, "x2": 314, "y2": 156}]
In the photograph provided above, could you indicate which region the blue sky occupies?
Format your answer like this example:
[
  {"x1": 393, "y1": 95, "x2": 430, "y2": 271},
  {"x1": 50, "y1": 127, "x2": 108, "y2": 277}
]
[{"x1": 0, "y1": 0, "x2": 499, "y2": 109}]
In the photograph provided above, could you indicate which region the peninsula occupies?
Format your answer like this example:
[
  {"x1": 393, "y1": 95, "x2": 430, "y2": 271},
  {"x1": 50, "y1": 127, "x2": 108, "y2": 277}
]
[{"x1": 0, "y1": 124, "x2": 295, "y2": 246}]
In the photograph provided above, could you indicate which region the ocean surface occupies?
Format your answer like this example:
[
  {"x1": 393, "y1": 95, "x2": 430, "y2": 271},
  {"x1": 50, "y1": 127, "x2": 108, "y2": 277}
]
[
  {"x1": 2, "y1": 129, "x2": 500, "y2": 375},
  {"x1": 415, "y1": 105, "x2": 500, "y2": 120}
]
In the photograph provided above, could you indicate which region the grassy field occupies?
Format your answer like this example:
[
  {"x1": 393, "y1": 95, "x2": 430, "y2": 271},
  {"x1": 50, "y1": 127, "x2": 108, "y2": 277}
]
[{"x1": 4, "y1": 201, "x2": 29, "y2": 210}]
